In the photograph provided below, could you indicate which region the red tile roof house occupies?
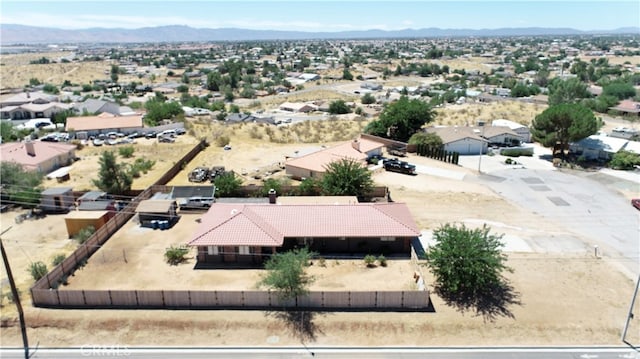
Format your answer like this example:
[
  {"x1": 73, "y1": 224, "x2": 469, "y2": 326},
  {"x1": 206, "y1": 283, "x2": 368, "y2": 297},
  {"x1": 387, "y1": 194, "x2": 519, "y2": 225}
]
[
  {"x1": 285, "y1": 138, "x2": 384, "y2": 180},
  {"x1": 0, "y1": 140, "x2": 76, "y2": 174},
  {"x1": 188, "y1": 202, "x2": 420, "y2": 266}
]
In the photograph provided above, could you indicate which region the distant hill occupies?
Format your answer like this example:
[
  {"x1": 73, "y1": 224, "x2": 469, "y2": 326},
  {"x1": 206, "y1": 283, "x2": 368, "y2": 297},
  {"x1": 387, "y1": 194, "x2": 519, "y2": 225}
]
[{"x1": 1, "y1": 24, "x2": 639, "y2": 44}]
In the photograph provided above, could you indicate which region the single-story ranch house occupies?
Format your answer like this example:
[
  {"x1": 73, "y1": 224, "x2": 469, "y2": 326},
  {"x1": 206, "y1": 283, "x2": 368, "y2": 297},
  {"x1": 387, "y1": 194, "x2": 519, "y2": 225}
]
[
  {"x1": 188, "y1": 202, "x2": 420, "y2": 265},
  {"x1": 0, "y1": 140, "x2": 76, "y2": 173},
  {"x1": 285, "y1": 138, "x2": 384, "y2": 179},
  {"x1": 65, "y1": 113, "x2": 143, "y2": 137}
]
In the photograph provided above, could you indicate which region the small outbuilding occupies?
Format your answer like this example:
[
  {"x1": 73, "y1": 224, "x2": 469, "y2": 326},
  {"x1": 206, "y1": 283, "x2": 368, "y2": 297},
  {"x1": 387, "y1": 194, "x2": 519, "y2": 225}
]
[
  {"x1": 40, "y1": 187, "x2": 74, "y2": 213},
  {"x1": 136, "y1": 199, "x2": 179, "y2": 229},
  {"x1": 64, "y1": 210, "x2": 110, "y2": 238}
]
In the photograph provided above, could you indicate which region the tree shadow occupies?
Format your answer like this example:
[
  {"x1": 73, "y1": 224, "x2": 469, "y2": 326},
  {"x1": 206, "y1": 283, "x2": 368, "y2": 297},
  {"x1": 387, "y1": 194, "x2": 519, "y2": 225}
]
[
  {"x1": 266, "y1": 310, "x2": 324, "y2": 343},
  {"x1": 435, "y1": 278, "x2": 521, "y2": 322}
]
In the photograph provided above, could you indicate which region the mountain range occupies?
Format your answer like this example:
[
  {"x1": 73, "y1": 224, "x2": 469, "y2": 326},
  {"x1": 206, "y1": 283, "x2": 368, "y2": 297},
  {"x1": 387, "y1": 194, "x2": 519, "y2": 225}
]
[{"x1": 2, "y1": 24, "x2": 639, "y2": 44}]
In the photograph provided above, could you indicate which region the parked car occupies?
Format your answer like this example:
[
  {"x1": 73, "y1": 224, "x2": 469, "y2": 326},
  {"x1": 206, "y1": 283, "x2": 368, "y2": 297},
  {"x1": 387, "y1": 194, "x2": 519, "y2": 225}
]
[
  {"x1": 145, "y1": 131, "x2": 157, "y2": 139},
  {"x1": 632, "y1": 199, "x2": 640, "y2": 211},
  {"x1": 188, "y1": 167, "x2": 210, "y2": 182},
  {"x1": 158, "y1": 135, "x2": 175, "y2": 143},
  {"x1": 179, "y1": 196, "x2": 214, "y2": 210},
  {"x1": 175, "y1": 128, "x2": 186, "y2": 135},
  {"x1": 383, "y1": 158, "x2": 416, "y2": 175}
]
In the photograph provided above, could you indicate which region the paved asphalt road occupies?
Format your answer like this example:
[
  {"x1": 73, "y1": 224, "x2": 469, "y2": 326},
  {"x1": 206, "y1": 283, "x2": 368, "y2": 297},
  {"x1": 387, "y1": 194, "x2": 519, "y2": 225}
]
[
  {"x1": 472, "y1": 167, "x2": 640, "y2": 276},
  {"x1": 1, "y1": 347, "x2": 638, "y2": 359}
]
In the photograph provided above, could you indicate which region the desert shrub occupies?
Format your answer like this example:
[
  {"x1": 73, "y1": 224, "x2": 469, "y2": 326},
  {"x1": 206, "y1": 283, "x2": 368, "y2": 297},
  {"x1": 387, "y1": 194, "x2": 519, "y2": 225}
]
[
  {"x1": 28, "y1": 261, "x2": 48, "y2": 281},
  {"x1": 130, "y1": 158, "x2": 155, "y2": 176},
  {"x1": 318, "y1": 257, "x2": 327, "y2": 267},
  {"x1": 70, "y1": 139, "x2": 84, "y2": 150},
  {"x1": 74, "y1": 225, "x2": 96, "y2": 244},
  {"x1": 364, "y1": 255, "x2": 377, "y2": 268},
  {"x1": 164, "y1": 245, "x2": 190, "y2": 265},
  {"x1": 609, "y1": 150, "x2": 640, "y2": 170},
  {"x1": 500, "y1": 148, "x2": 533, "y2": 157},
  {"x1": 52, "y1": 254, "x2": 66, "y2": 267},
  {"x1": 215, "y1": 135, "x2": 230, "y2": 147},
  {"x1": 118, "y1": 146, "x2": 135, "y2": 158},
  {"x1": 378, "y1": 255, "x2": 388, "y2": 267},
  {"x1": 505, "y1": 158, "x2": 513, "y2": 165}
]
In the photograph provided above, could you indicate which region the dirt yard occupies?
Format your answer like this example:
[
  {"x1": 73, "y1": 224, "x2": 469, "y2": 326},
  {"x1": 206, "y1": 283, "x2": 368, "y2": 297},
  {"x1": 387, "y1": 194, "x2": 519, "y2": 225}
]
[{"x1": 2, "y1": 149, "x2": 639, "y2": 346}]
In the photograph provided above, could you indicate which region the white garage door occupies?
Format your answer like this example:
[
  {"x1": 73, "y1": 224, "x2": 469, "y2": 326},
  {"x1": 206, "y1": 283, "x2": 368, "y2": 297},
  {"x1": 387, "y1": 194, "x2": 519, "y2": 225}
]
[{"x1": 446, "y1": 139, "x2": 484, "y2": 155}]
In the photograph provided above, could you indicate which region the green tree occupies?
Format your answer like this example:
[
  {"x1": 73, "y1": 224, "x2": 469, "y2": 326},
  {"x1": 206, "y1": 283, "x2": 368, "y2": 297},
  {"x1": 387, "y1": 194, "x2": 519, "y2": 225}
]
[
  {"x1": 259, "y1": 248, "x2": 315, "y2": 301},
  {"x1": 531, "y1": 103, "x2": 601, "y2": 158},
  {"x1": 213, "y1": 172, "x2": 242, "y2": 197},
  {"x1": 144, "y1": 99, "x2": 184, "y2": 126},
  {"x1": 328, "y1": 100, "x2": 351, "y2": 114},
  {"x1": 425, "y1": 223, "x2": 518, "y2": 319},
  {"x1": 548, "y1": 78, "x2": 590, "y2": 105},
  {"x1": 0, "y1": 121, "x2": 18, "y2": 142},
  {"x1": 92, "y1": 151, "x2": 133, "y2": 195},
  {"x1": 408, "y1": 132, "x2": 443, "y2": 148},
  {"x1": 110, "y1": 65, "x2": 119, "y2": 83},
  {"x1": 0, "y1": 162, "x2": 43, "y2": 207},
  {"x1": 364, "y1": 96, "x2": 435, "y2": 142},
  {"x1": 321, "y1": 158, "x2": 373, "y2": 198},
  {"x1": 602, "y1": 82, "x2": 637, "y2": 101},
  {"x1": 342, "y1": 68, "x2": 354, "y2": 81},
  {"x1": 361, "y1": 93, "x2": 376, "y2": 105}
]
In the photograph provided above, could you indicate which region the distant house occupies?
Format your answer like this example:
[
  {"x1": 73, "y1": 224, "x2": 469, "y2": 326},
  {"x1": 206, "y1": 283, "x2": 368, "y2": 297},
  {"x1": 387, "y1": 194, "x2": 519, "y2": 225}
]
[
  {"x1": 298, "y1": 73, "x2": 320, "y2": 82},
  {"x1": 188, "y1": 202, "x2": 420, "y2": 265},
  {"x1": 491, "y1": 119, "x2": 531, "y2": 142},
  {"x1": 424, "y1": 127, "x2": 489, "y2": 155},
  {"x1": 569, "y1": 134, "x2": 629, "y2": 161},
  {"x1": 610, "y1": 100, "x2": 640, "y2": 117},
  {"x1": 40, "y1": 187, "x2": 74, "y2": 213},
  {"x1": 65, "y1": 113, "x2": 143, "y2": 136},
  {"x1": 278, "y1": 102, "x2": 316, "y2": 113},
  {"x1": 481, "y1": 126, "x2": 523, "y2": 146},
  {"x1": 72, "y1": 99, "x2": 127, "y2": 116},
  {"x1": 0, "y1": 141, "x2": 76, "y2": 173},
  {"x1": 361, "y1": 82, "x2": 383, "y2": 91},
  {"x1": 285, "y1": 137, "x2": 384, "y2": 179},
  {"x1": 0, "y1": 91, "x2": 71, "y2": 121}
]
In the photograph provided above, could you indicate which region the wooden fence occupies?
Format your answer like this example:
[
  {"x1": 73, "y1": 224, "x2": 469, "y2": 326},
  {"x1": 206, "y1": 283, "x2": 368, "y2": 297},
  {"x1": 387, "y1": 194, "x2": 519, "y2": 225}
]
[
  {"x1": 153, "y1": 139, "x2": 208, "y2": 186},
  {"x1": 30, "y1": 289, "x2": 430, "y2": 311}
]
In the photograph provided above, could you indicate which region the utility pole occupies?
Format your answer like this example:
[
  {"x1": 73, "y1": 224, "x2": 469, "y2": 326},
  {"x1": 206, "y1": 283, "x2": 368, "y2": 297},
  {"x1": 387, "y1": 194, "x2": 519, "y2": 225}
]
[
  {"x1": 622, "y1": 272, "x2": 640, "y2": 348},
  {"x1": 0, "y1": 227, "x2": 29, "y2": 359}
]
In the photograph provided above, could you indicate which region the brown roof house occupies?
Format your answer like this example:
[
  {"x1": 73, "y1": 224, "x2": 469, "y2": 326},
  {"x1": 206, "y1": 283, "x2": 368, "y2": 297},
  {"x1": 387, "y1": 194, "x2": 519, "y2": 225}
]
[
  {"x1": 610, "y1": 100, "x2": 640, "y2": 116},
  {"x1": 188, "y1": 202, "x2": 420, "y2": 266},
  {"x1": 65, "y1": 113, "x2": 143, "y2": 136},
  {"x1": 0, "y1": 140, "x2": 76, "y2": 173},
  {"x1": 285, "y1": 137, "x2": 384, "y2": 180}
]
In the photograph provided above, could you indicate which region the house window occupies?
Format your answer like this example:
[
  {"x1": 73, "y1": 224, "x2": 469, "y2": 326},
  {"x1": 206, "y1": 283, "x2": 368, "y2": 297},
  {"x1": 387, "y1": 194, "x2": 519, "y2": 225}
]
[
  {"x1": 239, "y1": 246, "x2": 250, "y2": 255},
  {"x1": 207, "y1": 246, "x2": 219, "y2": 255},
  {"x1": 381, "y1": 236, "x2": 396, "y2": 242}
]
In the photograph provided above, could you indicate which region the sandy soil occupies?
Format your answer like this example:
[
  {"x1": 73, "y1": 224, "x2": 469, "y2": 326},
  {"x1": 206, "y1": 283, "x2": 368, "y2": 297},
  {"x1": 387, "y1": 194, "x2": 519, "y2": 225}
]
[
  {"x1": 2, "y1": 149, "x2": 638, "y2": 346},
  {"x1": 1, "y1": 53, "x2": 638, "y2": 346}
]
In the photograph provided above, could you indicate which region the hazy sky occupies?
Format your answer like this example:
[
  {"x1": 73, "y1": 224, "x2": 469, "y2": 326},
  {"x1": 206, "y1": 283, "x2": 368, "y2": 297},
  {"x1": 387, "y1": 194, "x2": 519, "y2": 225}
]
[{"x1": 1, "y1": 1, "x2": 638, "y2": 31}]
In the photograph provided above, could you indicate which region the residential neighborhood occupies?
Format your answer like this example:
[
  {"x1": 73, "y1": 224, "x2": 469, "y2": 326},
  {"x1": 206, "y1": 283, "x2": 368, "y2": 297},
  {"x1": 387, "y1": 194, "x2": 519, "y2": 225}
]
[{"x1": 0, "y1": 3, "x2": 639, "y2": 353}]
